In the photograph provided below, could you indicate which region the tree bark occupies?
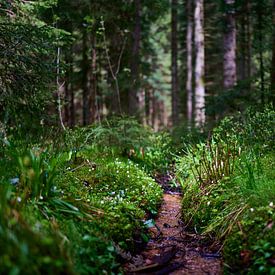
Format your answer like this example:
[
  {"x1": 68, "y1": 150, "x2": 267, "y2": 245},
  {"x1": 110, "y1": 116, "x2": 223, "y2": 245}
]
[
  {"x1": 171, "y1": 0, "x2": 179, "y2": 125},
  {"x1": 64, "y1": 53, "x2": 70, "y2": 126},
  {"x1": 82, "y1": 27, "x2": 89, "y2": 126},
  {"x1": 89, "y1": 42, "x2": 97, "y2": 123},
  {"x1": 186, "y1": 0, "x2": 193, "y2": 124},
  {"x1": 223, "y1": 0, "x2": 237, "y2": 89},
  {"x1": 271, "y1": 0, "x2": 275, "y2": 106},
  {"x1": 257, "y1": 1, "x2": 265, "y2": 105},
  {"x1": 194, "y1": 0, "x2": 205, "y2": 127},
  {"x1": 238, "y1": 0, "x2": 251, "y2": 92},
  {"x1": 129, "y1": 0, "x2": 141, "y2": 116},
  {"x1": 245, "y1": 0, "x2": 252, "y2": 83}
]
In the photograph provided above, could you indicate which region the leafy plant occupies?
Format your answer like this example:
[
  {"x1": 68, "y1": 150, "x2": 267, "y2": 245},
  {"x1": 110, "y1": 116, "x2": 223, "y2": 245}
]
[{"x1": 177, "y1": 107, "x2": 275, "y2": 273}]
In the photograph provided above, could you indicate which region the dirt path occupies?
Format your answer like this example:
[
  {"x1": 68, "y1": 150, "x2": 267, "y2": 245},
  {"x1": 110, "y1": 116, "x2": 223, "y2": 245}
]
[{"x1": 124, "y1": 187, "x2": 223, "y2": 274}]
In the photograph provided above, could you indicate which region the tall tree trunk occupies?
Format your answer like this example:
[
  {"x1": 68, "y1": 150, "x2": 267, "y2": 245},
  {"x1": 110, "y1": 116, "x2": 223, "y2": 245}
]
[
  {"x1": 245, "y1": 0, "x2": 252, "y2": 84},
  {"x1": 129, "y1": 0, "x2": 141, "y2": 116},
  {"x1": 145, "y1": 87, "x2": 150, "y2": 125},
  {"x1": 257, "y1": 1, "x2": 265, "y2": 105},
  {"x1": 186, "y1": 0, "x2": 193, "y2": 124},
  {"x1": 70, "y1": 79, "x2": 75, "y2": 127},
  {"x1": 89, "y1": 43, "x2": 97, "y2": 123},
  {"x1": 271, "y1": 0, "x2": 275, "y2": 106},
  {"x1": 171, "y1": 0, "x2": 179, "y2": 125},
  {"x1": 82, "y1": 27, "x2": 89, "y2": 126},
  {"x1": 238, "y1": 0, "x2": 251, "y2": 92},
  {"x1": 194, "y1": 0, "x2": 205, "y2": 127},
  {"x1": 152, "y1": 89, "x2": 156, "y2": 130},
  {"x1": 64, "y1": 53, "x2": 70, "y2": 126},
  {"x1": 223, "y1": 0, "x2": 237, "y2": 89}
]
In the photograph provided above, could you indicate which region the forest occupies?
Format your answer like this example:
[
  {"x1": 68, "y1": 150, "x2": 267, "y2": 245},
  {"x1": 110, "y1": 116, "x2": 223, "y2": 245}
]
[{"x1": 0, "y1": 0, "x2": 274, "y2": 274}]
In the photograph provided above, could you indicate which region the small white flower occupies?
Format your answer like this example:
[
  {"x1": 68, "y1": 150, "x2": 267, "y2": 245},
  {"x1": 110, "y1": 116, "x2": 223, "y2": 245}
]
[
  {"x1": 250, "y1": 208, "x2": 254, "y2": 212},
  {"x1": 17, "y1": 197, "x2": 22, "y2": 203},
  {"x1": 269, "y1": 202, "x2": 274, "y2": 207},
  {"x1": 207, "y1": 201, "x2": 211, "y2": 206}
]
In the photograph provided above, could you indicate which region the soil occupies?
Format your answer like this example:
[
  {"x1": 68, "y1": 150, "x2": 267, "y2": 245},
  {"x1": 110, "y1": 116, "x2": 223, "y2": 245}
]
[{"x1": 123, "y1": 172, "x2": 223, "y2": 275}]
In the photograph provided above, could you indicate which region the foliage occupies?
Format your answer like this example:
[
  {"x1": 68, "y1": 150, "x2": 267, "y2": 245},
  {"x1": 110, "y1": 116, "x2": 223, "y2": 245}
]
[
  {"x1": 176, "y1": 107, "x2": 275, "y2": 273},
  {"x1": 61, "y1": 117, "x2": 174, "y2": 173},
  {"x1": 89, "y1": 116, "x2": 152, "y2": 156},
  {"x1": 0, "y1": 0, "x2": 70, "y2": 134},
  {"x1": 213, "y1": 106, "x2": 275, "y2": 151},
  {"x1": 57, "y1": 155, "x2": 163, "y2": 247},
  {"x1": 0, "y1": 184, "x2": 73, "y2": 274},
  {"x1": 0, "y1": 118, "x2": 163, "y2": 273},
  {"x1": 130, "y1": 131, "x2": 174, "y2": 173}
]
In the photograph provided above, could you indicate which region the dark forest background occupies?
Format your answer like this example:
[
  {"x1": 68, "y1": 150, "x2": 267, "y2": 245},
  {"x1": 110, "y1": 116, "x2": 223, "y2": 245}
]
[{"x1": 1, "y1": 0, "x2": 274, "y2": 134}]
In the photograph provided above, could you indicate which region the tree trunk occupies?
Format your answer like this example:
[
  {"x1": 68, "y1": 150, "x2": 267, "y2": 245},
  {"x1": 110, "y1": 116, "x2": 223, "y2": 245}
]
[
  {"x1": 257, "y1": 1, "x2": 265, "y2": 105},
  {"x1": 223, "y1": 0, "x2": 237, "y2": 89},
  {"x1": 186, "y1": 0, "x2": 193, "y2": 124},
  {"x1": 129, "y1": 0, "x2": 141, "y2": 116},
  {"x1": 245, "y1": 0, "x2": 252, "y2": 83},
  {"x1": 64, "y1": 53, "x2": 70, "y2": 126},
  {"x1": 69, "y1": 44, "x2": 75, "y2": 127},
  {"x1": 82, "y1": 27, "x2": 89, "y2": 126},
  {"x1": 238, "y1": 0, "x2": 251, "y2": 92},
  {"x1": 271, "y1": 0, "x2": 275, "y2": 106},
  {"x1": 89, "y1": 43, "x2": 97, "y2": 123},
  {"x1": 194, "y1": 0, "x2": 205, "y2": 127},
  {"x1": 70, "y1": 78, "x2": 75, "y2": 127},
  {"x1": 171, "y1": 0, "x2": 179, "y2": 125}
]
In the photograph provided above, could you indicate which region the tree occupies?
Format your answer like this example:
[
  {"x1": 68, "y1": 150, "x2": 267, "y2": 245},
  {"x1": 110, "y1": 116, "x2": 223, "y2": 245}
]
[
  {"x1": 194, "y1": 0, "x2": 205, "y2": 127},
  {"x1": 271, "y1": 0, "x2": 275, "y2": 106},
  {"x1": 186, "y1": 0, "x2": 193, "y2": 124},
  {"x1": 82, "y1": 26, "x2": 90, "y2": 126},
  {"x1": 129, "y1": 0, "x2": 141, "y2": 116},
  {"x1": 223, "y1": 0, "x2": 237, "y2": 89},
  {"x1": 0, "y1": 0, "x2": 63, "y2": 133},
  {"x1": 171, "y1": 0, "x2": 179, "y2": 125},
  {"x1": 238, "y1": 0, "x2": 251, "y2": 89}
]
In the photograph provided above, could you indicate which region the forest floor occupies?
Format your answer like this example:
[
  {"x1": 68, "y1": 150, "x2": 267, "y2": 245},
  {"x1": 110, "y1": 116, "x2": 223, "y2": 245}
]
[{"x1": 123, "y1": 172, "x2": 223, "y2": 275}]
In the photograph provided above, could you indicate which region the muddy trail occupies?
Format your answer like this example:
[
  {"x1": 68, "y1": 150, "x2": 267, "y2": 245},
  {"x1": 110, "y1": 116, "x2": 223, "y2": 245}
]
[{"x1": 123, "y1": 172, "x2": 223, "y2": 274}]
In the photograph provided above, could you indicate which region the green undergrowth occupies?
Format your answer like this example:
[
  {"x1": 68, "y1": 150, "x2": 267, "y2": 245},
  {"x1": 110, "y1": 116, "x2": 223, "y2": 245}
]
[
  {"x1": 62, "y1": 116, "x2": 174, "y2": 173},
  {"x1": 0, "y1": 117, "x2": 165, "y2": 274},
  {"x1": 176, "y1": 107, "x2": 275, "y2": 274}
]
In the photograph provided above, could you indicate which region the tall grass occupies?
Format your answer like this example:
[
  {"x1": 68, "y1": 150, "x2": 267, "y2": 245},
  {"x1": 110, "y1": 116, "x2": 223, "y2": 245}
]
[{"x1": 177, "y1": 107, "x2": 275, "y2": 273}]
